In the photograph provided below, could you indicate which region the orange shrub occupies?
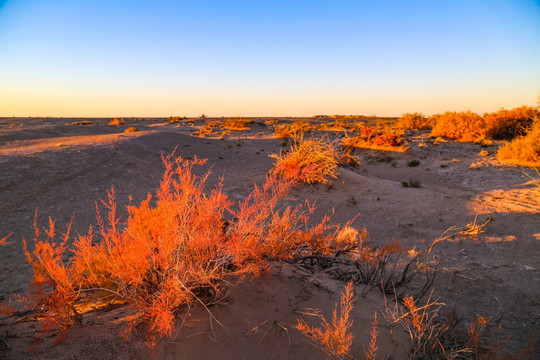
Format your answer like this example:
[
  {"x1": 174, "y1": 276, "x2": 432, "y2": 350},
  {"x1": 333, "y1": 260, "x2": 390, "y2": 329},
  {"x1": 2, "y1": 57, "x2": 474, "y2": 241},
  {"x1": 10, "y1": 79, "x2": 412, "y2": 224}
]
[
  {"x1": 108, "y1": 118, "x2": 125, "y2": 126},
  {"x1": 273, "y1": 121, "x2": 311, "y2": 138},
  {"x1": 397, "y1": 112, "x2": 433, "y2": 130},
  {"x1": 484, "y1": 106, "x2": 539, "y2": 140},
  {"x1": 342, "y1": 125, "x2": 408, "y2": 152},
  {"x1": 23, "y1": 154, "x2": 358, "y2": 339},
  {"x1": 124, "y1": 127, "x2": 138, "y2": 133},
  {"x1": 430, "y1": 111, "x2": 486, "y2": 142},
  {"x1": 497, "y1": 118, "x2": 540, "y2": 167},
  {"x1": 220, "y1": 118, "x2": 252, "y2": 131},
  {"x1": 270, "y1": 135, "x2": 338, "y2": 185},
  {"x1": 194, "y1": 124, "x2": 215, "y2": 137}
]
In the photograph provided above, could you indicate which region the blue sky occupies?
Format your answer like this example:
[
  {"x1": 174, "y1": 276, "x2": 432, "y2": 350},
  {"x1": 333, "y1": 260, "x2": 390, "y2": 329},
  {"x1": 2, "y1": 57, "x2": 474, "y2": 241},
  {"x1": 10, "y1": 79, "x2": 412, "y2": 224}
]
[{"x1": 0, "y1": 0, "x2": 539, "y2": 117}]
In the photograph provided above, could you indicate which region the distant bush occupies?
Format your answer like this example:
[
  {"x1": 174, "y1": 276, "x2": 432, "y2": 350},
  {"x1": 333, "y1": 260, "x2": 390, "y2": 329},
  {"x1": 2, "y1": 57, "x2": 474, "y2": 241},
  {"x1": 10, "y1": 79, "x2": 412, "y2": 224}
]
[
  {"x1": 124, "y1": 127, "x2": 139, "y2": 133},
  {"x1": 270, "y1": 135, "x2": 338, "y2": 185},
  {"x1": 397, "y1": 113, "x2": 433, "y2": 130},
  {"x1": 220, "y1": 118, "x2": 252, "y2": 131},
  {"x1": 166, "y1": 116, "x2": 186, "y2": 124},
  {"x1": 430, "y1": 111, "x2": 486, "y2": 142},
  {"x1": 497, "y1": 118, "x2": 540, "y2": 167},
  {"x1": 484, "y1": 106, "x2": 539, "y2": 140},
  {"x1": 273, "y1": 121, "x2": 311, "y2": 138},
  {"x1": 194, "y1": 124, "x2": 215, "y2": 137},
  {"x1": 342, "y1": 125, "x2": 408, "y2": 152},
  {"x1": 108, "y1": 118, "x2": 125, "y2": 126}
]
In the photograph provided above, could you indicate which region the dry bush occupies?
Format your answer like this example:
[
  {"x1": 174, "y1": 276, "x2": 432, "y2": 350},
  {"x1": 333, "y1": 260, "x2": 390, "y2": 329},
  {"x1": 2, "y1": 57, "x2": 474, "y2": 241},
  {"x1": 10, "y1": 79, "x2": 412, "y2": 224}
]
[
  {"x1": 300, "y1": 219, "x2": 494, "y2": 304},
  {"x1": 124, "y1": 127, "x2": 139, "y2": 133},
  {"x1": 484, "y1": 106, "x2": 539, "y2": 140},
  {"x1": 108, "y1": 118, "x2": 125, "y2": 126},
  {"x1": 383, "y1": 293, "x2": 478, "y2": 360},
  {"x1": 338, "y1": 148, "x2": 361, "y2": 168},
  {"x1": 270, "y1": 135, "x2": 338, "y2": 185},
  {"x1": 430, "y1": 111, "x2": 486, "y2": 142},
  {"x1": 22, "y1": 153, "x2": 358, "y2": 340},
  {"x1": 497, "y1": 118, "x2": 540, "y2": 167},
  {"x1": 383, "y1": 293, "x2": 515, "y2": 360},
  {"x1": 342, "y1": 125, "x2": 408, "y2": 152},
  {"x1": 296, "y1": 282, "x2": 355, "y2": 359},
  {"x1": 397, "y1": 112, "x2": 433, "y2": 130},
  {"x1": 166, "y1": 116, "x2": 186, "y2": 124},
  {"x1": 317, "y1": 118, "x2": 358, "y2": 132},
  {"x1": 273, "y1": 121, "x2": 312, "y2": 138},
  {"x1": 220, "y1": 118, "x2": 252, "y2": 131},
  {"x1": 194, "y1": 124, "x2": 215, "y2": 137},
  {"x1": 264, "y1": 118, "x2": 279, "y2": 126}
]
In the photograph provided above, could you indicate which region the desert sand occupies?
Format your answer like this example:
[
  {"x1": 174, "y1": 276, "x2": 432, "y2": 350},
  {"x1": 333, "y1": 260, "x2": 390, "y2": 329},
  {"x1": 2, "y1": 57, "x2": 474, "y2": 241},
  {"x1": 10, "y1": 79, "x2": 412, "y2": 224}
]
[{"x1": 0, "y1": 117, "x2": 539, "y2": 359}]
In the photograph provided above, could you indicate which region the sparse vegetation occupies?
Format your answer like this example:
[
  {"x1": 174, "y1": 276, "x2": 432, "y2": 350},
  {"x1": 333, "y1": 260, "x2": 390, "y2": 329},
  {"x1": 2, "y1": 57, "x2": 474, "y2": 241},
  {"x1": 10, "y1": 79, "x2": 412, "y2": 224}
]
[
  {"x1": 166, "y1": 116, "x2": 186, "y2": 124},
  {"x1": 3, "y1": 113, "x2": 538, "y2": 359},
  {"x1": 194, "y1": 124, "x2": 215, "y2": 137},
  {"x1": 272, "y1": 121, "x2": 311, "y2": 138}
]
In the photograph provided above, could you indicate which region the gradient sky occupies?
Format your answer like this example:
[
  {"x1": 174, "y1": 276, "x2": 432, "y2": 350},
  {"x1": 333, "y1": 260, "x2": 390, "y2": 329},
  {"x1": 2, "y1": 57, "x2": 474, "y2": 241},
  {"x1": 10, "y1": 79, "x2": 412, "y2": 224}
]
[{"x1": 1, "y1": 1, "x2": 539, "y2": 117}]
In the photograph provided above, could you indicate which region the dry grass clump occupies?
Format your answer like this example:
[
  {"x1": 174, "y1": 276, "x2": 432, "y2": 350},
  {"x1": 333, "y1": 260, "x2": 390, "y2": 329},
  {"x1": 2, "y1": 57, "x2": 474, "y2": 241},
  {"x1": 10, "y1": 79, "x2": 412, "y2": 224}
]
[
  {"x1": 338, "y1": 148, "x2": 361, "y2": 168},
  {"x1": 194, "y1": 123, "x2": 217, "y2": 137},
  {"x1": 296, "y1": 282, "x2": 356, "y2": 359},
  {"x1": 384, "y1": 293, "x2": 480, "y2": 360},
  {"x1": 484, "y1": 106, "x2": 539, "y2": 140},
  {"x1": 68, "y1": 120, "x2": 94, "y2": 126},
  {"x1": 108, "y1": 118, "x2": 125, "y2": 126},
  {"x1": 397, "y1": 112, "x2": 433, "y2": 130},
  {"x1": 273, "y1": 121, "x2": 312, "y2": 138},
  {"x1": 430, "y1": 111, "x2": 486, "y2": 142},
  {"x1": 270, "y1": 135, "x2": 338, "y2": 185},
  {"x1": 166, "y1": 116, "x2": 186, "y2": 124},
  {"x1": 342, "y1": 125, "x2": 408, "y2": 152},
  {"x1": 21, "y1": 153, "x2": 360, "y2": 341},
  {"x1": 220, "y1": 118, "x2": 253, "y2": 131},
  {"x1": 123, "y1": 127, "x2": 139, "y2": 133},
  {"x1": 497, "y1": 118, "x2": 540, "y2": 167}
]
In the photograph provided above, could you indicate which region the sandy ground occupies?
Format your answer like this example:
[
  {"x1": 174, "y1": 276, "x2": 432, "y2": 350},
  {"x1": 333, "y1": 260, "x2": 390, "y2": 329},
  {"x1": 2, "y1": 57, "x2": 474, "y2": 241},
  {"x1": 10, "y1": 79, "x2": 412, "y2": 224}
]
[{"x1": 0, "y1": 117, "x2": 539, "y2": 359}]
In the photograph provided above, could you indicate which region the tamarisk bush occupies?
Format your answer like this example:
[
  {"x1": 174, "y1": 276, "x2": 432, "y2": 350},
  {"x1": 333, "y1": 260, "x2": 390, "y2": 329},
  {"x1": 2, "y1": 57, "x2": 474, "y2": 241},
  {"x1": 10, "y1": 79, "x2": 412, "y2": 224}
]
[{"x1": 23, "y1": 153, "x2": 358, "y2": 339}]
